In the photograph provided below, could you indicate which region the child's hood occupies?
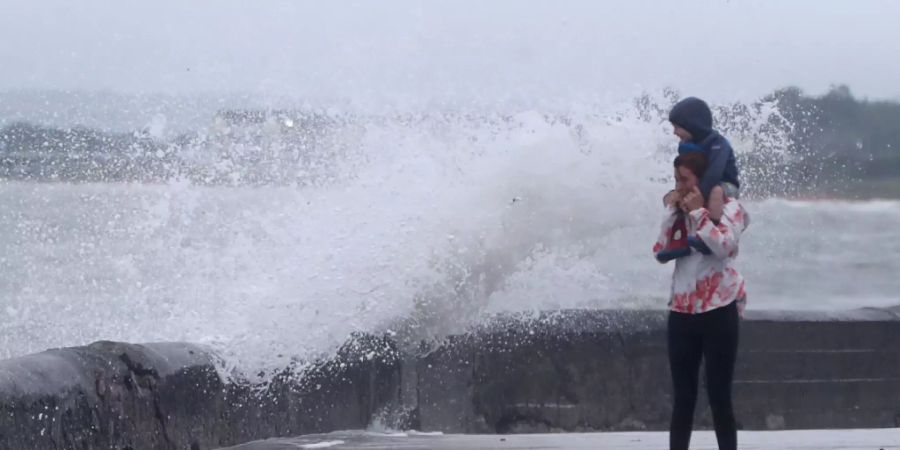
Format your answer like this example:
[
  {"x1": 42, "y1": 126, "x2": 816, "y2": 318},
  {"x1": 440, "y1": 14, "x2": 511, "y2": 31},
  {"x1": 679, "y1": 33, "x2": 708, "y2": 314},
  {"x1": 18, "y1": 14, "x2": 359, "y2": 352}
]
[{"x1": 669, "y1": 97, "x2": 713, "y2": 142}]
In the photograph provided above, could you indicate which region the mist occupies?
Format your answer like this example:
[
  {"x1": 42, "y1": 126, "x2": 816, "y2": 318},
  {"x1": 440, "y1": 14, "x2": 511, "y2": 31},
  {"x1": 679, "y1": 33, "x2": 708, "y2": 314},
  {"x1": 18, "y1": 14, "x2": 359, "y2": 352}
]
[{"x1": 1, "y1": 0, "x2": 899, "y2": 107}]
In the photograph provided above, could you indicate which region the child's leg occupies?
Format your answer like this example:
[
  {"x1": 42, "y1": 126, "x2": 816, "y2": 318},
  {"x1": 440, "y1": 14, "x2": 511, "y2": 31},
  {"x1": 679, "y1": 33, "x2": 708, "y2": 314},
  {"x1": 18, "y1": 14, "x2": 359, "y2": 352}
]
[{"x1": 708, "y1": 185, "x2": 725, "y2": 224}]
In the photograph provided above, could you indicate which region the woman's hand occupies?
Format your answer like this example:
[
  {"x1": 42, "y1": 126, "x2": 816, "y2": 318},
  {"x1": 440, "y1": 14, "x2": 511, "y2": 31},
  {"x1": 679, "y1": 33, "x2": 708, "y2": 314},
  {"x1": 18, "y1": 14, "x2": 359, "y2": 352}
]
[
  {"x1": 680, "y1": 186, "x2": 705, "y2": 212},
  {"x1": 664, "y1": 190, "x2": 683, "y2": 208}
]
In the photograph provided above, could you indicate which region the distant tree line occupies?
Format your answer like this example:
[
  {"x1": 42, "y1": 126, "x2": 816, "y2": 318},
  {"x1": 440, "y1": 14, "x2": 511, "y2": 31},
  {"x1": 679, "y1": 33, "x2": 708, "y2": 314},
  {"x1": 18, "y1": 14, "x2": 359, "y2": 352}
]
[
  {"x1": 0, "y1": 122, "x2": 175, "y2": 182},
  {"x1": 760, "y1": 85, "x2": 900, "y2": 198}
]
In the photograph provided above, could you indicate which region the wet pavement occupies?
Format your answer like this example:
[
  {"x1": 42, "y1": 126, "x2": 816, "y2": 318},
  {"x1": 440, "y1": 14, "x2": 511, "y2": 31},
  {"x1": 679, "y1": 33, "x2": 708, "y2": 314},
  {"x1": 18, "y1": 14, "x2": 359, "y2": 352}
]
[{"x1": 220, "y1": 429, "x2": 900, "y2": 450}]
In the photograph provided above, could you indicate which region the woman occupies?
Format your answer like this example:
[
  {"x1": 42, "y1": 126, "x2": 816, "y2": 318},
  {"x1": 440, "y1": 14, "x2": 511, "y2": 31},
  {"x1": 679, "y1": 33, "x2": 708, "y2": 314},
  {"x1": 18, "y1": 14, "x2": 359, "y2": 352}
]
[{"x1": 653, "y1": 152, "x2": 749, "y2": 450}]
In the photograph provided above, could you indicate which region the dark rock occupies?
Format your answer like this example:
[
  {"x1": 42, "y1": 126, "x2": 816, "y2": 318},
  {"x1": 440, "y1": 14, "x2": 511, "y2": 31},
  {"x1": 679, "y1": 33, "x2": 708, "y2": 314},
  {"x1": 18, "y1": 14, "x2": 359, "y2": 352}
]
[{"x1": 0, "y1": 336, "x2": 402, "y2": 450}]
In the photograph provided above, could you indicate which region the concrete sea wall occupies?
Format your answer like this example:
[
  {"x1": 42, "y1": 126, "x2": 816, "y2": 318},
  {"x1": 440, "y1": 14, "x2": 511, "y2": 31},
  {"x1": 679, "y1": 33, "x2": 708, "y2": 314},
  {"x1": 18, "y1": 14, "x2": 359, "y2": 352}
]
[{"x1": 1, "y1": 308, "x2": 898, "y2": 449}]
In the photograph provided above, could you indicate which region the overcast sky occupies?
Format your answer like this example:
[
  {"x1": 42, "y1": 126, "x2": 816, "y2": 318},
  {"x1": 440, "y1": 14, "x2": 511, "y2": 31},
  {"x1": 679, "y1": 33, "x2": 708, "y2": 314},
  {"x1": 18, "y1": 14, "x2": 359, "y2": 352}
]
[{"x1": 1, "y1": 0, "x2": 898, "y2": 105}]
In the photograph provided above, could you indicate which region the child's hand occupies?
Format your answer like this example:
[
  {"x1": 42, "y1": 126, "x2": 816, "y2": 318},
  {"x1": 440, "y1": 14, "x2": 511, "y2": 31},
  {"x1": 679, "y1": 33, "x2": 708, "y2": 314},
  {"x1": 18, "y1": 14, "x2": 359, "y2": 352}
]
[{"x1": 681, "y1": 186, "x2": 705, "y2": 212}]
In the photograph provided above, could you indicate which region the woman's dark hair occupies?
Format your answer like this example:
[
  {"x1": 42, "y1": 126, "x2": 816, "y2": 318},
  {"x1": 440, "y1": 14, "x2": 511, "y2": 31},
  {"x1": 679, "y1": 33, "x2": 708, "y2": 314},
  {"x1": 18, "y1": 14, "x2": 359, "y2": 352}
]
[{"x1": 674, "y1": 152, "x2": 708, "y2": 179}]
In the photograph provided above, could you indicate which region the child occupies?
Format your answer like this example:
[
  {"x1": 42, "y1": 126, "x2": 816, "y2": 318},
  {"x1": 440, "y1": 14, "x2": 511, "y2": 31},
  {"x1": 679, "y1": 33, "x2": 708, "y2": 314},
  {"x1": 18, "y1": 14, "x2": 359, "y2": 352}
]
[{"x1": 665, "y1": 97, "x2": 740, "y2": 223}]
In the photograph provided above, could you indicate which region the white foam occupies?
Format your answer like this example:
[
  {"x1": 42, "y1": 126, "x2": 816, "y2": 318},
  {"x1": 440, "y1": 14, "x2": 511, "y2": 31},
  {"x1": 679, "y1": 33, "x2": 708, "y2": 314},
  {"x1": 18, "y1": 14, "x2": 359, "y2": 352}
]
[{"x1": 2, "y1": 101, "x2": 897, "y2": 380}]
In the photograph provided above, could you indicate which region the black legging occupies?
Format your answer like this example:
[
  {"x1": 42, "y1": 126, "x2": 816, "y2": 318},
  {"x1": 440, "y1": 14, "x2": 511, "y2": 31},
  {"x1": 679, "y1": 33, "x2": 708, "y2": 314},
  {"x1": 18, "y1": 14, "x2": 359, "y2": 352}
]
[{"x1": 667, "y1": 301, "x2": 739, "y2": 450}]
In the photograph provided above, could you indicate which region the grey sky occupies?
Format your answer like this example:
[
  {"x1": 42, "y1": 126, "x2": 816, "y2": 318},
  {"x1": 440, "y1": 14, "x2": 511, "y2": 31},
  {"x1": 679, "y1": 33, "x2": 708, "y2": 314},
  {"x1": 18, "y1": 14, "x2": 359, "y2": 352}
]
[{"x1": 1, "y1": 0, "x2": 899, "y2": 104}]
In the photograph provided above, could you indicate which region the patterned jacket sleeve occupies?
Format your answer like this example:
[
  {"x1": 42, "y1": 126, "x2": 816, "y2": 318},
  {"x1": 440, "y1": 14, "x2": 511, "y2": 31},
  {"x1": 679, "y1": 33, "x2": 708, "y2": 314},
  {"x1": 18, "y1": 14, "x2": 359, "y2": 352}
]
[
  {"x1": 688, "y1": 201, "x2": 748, "y2": 259},
  {"x1": 652, "y1": 206, "x2": 680, "y2": 261}
]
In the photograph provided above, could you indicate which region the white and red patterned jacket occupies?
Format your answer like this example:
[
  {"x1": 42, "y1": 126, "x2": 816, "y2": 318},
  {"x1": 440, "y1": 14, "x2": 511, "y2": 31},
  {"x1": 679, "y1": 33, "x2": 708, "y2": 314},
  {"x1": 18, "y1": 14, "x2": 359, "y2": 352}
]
[{"x1": 653, "y1": 198, "x2": 749, "y2": 314}]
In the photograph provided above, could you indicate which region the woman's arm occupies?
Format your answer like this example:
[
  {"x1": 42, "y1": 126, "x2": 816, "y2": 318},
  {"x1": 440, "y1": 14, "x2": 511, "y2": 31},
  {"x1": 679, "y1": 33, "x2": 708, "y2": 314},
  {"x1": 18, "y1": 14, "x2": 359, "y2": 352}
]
[{"x1": 688, "y1": 200, "x2": 748, "y2": 259}]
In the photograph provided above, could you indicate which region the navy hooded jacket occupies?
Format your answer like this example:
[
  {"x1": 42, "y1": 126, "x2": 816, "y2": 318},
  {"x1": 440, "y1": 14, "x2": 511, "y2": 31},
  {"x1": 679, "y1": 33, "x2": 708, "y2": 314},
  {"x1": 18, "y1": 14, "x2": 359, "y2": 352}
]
[{"x1": 669, "y1": 97, "x2": 740, "y2": 199}]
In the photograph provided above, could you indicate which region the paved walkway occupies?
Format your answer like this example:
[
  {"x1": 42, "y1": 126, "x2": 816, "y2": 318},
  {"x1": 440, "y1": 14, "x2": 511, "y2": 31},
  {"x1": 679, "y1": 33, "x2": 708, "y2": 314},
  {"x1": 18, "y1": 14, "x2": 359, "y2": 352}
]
[{"x1": 222, "y1": 429, "x2": 900, "y2": 449}]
